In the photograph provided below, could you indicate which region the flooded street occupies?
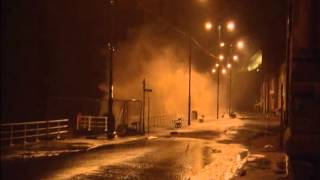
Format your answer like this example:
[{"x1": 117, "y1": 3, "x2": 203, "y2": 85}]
[
  {"x1": 2, "y1": 118, "x2": 282, "y2": 180},
  {"x1": 2, "y1": 132, "x2": 223, "y2": 180}
]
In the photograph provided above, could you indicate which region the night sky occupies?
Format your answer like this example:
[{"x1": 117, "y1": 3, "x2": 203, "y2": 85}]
[{"x1": 1, "y1": 0, "x2": 286, "y2": 122}]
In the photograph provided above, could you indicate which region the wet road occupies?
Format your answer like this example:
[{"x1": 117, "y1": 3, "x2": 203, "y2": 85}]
[{"x1": 2, "y1": 132, "x2": 220, "y2": 180}]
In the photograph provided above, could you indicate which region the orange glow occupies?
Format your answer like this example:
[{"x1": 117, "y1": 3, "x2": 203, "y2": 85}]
[
  {"x1": 226, "y1": 21, "x2": 235, "y2": 31},
  {"x1": 215, "y1": 63, "x2": 219, "y2": 67},
  {"x1": 211, "y1": 68, "x2": 216, "y2": 73},
  {"x1": 222, "y1": 68, "x2": 227, "y2": 74},
  {"x1": 204, "y1": 21, "x2": 212, "y2": 31},
  {"x1": 227, "y1": 63, "x2": 232, "y2": 69},
  {"x1": 237, "y1": 41, "x2": 244, "y2": 49},
  {"x1": 220, "y1": 42, "x2": 225, "y2": 47},
  {"x1": 233, "y1": 55, "x2": 238, "y2": 61},
  {"x1": 219, "y1": 54, "x2": 224, "y2": 61}
]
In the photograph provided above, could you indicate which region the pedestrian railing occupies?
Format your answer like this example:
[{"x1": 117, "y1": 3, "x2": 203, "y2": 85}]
[
  {"x1": 0, "y1": 119, "x2": 69, "y2": 145},
  {"x1": 76, "y1": 114, "x2": 108, "y2": 132},
  {"x1": 148, "y1": 114, "x2": 183, "y2": 129}
]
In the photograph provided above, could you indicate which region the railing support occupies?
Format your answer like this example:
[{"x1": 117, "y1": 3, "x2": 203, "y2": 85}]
[
  {"x1": 10, "y1": 125, "x2": 13, "y2": 146},
  {"x1": 57, "y1": 121, "x2": 60, "y2": 139},
  {"x1": 24, "y1": 124, "x2": 27, "y2": 144},
  {"x1": 88, "y1": 117, "x2": 91, "y2": 131},
  {"x1": 36, "y1": 124, "x2": 39, "y2": 142},
  {"x1": 105, "y1": 117, "x2": 108, "y2": 132}
]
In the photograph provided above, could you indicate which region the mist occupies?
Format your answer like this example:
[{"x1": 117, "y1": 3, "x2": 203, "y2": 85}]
[{"x1": 109, "y1": 25, "x2": 229, "y2": 119}]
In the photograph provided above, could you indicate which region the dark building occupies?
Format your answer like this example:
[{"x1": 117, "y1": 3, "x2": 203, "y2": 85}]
[{"x1": 257, "y1": 0, "x2": 320, "y2": 178}]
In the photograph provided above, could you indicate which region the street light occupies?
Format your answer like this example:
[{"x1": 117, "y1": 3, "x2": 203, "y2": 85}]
[
  {"x1": 205, "y1": 21, "x2": 212, "y2": 31},
  {"x1": 227, "y1": 65, "x2": 232, "y2": 116},
  {"x1": 220, "y1": 42, "x2": 225, "y2": 47},
  {"x1": 237, "y1": 41, "x2": 244, "y2": 49},
  {"x1": 212, "y1": 64, "x2": 228, "y2": 120},
  {"x1": 219, "y1": 54, "x2": 224, "y2": 61},
  {"x1": 222, "y1": 68, "x2": 227, "y2": 74},
  {"x1": 233, "y1": 55, "x2": 239, "y2": 61},
  {"x1": 226, "y1": 21, "x2": 235, "y2": 32}
]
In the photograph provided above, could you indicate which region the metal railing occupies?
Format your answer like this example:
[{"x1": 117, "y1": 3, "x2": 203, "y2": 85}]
[
  {"x1": 148, "y1": 114, "x2": 184, "y2": 129},
  {"x1": 0, "y1": 119, "x2": 69, "y2": 145},
  {"x1": 76, "y1": 114, "x2": 108, "y2": 132}
]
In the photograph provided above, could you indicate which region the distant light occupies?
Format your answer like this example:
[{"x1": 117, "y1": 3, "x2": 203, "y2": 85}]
[
  {"x1": 219, "y1": 54, "x2": 224, "y2": 61},
  {"x1": 131, "y1": 99, "x2": 137, "y2": 102},
  {"x1": 227, "y1": 21, "x2": 235, "y2": 31},
  {"x1": 256, "y1": 68, "x2": 260, "y2": 72},
  {"x1": 220, "y1": 42, "x2": 225, "y2": 47},
  {"x1": 222, "y1": 68, "x2": 227, "y2": 74},
  {"x1": 227, "y1": 63, "x2": 232, "y2": 69},
  {"x1": 211, "y1": 68, "x2": 216, "y2": 73},
  {"x1": 215, "y1": 63, "x2": 220, "y2": 67},
  {"x1": 233, "y1": 55, "x2": 239, "y2": 61},
  {"x1": 204, "y1": 21, "x2": 212, "y2": 31},
  {"x1": 237, "y1": 41, "x2": 244, "y2": 49}
]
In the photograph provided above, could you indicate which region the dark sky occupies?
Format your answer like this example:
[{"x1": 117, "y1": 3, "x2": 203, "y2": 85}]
[{"x1": 1, "y1": 0, "x2": 286, "y2": 121}]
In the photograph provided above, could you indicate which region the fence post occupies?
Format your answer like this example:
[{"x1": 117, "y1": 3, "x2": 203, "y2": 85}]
[
  {"x1": 57, "y1": 121, "x2": 60, "y2": 139},
  {"x1": 10, "y1": 125, "x2": 13, "y2": 146},
  {"x1": 47, "y1": 120, "x2": 49, "y2": 139},
  {"x1": 76, "y1": 113, "x2": 80, "y2": 130},
  {"x1": 24, "y1": 124, "x2": 27, "y2": 144},
  {"x1": 36, "y1": 123, "x2": 39, "y2": 142},
  {"x1": 88, "y1": 117, "x2": 91, "y2": 131},
  {"x1": 105, "y1": 117, "x2": 108, "y2": 132}
]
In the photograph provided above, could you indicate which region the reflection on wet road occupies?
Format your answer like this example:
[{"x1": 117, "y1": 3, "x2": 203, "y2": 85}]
[{"x1": 2, "y1": 135, "x2": 217, "y2": 180}]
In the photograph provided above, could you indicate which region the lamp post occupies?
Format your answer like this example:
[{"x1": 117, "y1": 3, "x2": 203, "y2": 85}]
[
  {"x1": 106, "y1": 0, "x2": 116, "y2": 139},
  {"x1": 106, "y1": 42, "x2": 116, "y2": 139},
  {"x1": 227, "y1": 63, "x2": 232, "y2": 115},
  {"x1": 213, "y1": 63, "x2": 221, "y2": 119},
  {"x1": 188, "y1": 35, "x2": 191, "y2": 126}
]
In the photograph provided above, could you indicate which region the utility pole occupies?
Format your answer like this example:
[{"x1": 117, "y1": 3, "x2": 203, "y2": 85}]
[
  {"x1": 142, "y1": 79, "x2": 152, "y2": 134},
  {"x1": 229, "y1": 69, "x2": 232, "y2": 115},
  {"x1": 216, "y1": 24, "x2": 221, "y2": 120},
  {"x1": 147, "y1": 95, "x2": 150, "y2": 134},
  {"x1": 106, "y1": 43, "x2": 115, "y2": 139},
  {"x1": 106, "y1": 0, "x2": 116, "y2": 139},
  {"x1": 217, "y1": 66, "x2": 220, "y2": 119},
  {"x1": 142, "y1": 79, "x2": 145, "y2": 134},
  {"x1": 188, "y1": 35, "x2": 192, "y2": 125}
]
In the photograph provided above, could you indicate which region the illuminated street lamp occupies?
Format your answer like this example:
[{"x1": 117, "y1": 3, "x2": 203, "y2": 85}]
[
  {"x1": 226, "y1": 21, "x2": 235, "y2": 32},
  {"x1": 220, "y1": 42, "x2": 225, "y2": 47},
  {"x1": 233, "y1": 55, "x2": 239, "y2": 61},
  {"x1": 219, "y1": 54, "x2": 224, "y2": 61},
  {"x1": 227, "y1": 64, "x2": 232, "y2": 115},
  {"x1": 221, "y1": 68, "x2": 227, "y2": 74},
  {"x1": 237, "y1": 41, "x2": 244, "y2": 49},
  {"x1": 205, "y1": 21, "x2": 212, "y2": 31},
  {"x1": 212, "y1": 64, "x2": 228, "y2": 120}
]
